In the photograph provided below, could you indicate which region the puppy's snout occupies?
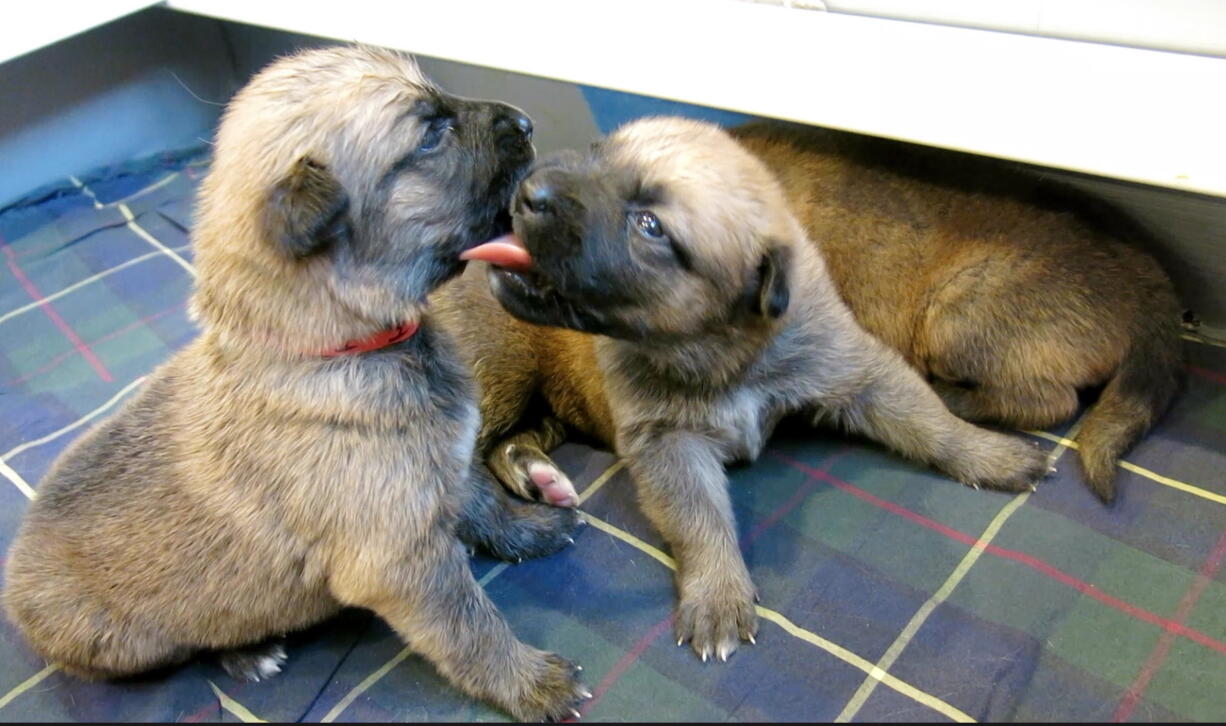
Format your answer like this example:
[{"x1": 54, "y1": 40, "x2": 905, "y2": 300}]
[
  {"x1": 520, "y1": 179, "x2": 554, "y2": 216},
  {"x1": 495, "y1": 110, "x2": 533, "y2": 143}
]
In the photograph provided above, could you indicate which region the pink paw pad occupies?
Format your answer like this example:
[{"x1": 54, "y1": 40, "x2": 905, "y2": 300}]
[{"x1": 528, "y1": 462, "x2": 578, "y2": 508}]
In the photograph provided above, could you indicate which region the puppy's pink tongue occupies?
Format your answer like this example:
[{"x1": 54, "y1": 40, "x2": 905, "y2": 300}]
[{"x1": 460, "y1": 233, "x2": 532, "y2": 272}]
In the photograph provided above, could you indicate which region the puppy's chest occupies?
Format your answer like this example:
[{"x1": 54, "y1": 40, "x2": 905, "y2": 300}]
[{"x1": 653, "y1": 387, "x2": 780, "y2": 464}]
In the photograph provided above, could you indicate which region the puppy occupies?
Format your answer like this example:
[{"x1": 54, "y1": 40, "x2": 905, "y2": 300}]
[
  {"x1": 2, "y1": 46, "x2": 589, "y2": 721},
  {"x1": 440, "y1": 117, "x2": 1049, "y2": 661},
  {"x1": 732, "y1": 121, "x2": 1184, "y2": 503}
]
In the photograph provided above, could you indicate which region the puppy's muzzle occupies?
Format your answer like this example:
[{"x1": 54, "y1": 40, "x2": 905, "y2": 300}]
[
  {"x1": 519, "y1": 178, "x2": 555, "y2": 216},
  {"x1": 494, "y1": 108, "x2": 534, "y2": 155},
  {"x1": 514, "y1": 165, "x2": 579, "y2": 219}
]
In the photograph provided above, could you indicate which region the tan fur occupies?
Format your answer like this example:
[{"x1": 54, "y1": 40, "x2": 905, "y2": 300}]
[
  {"x1": 732, "y1": 121, "x2": 1184, "y2": 502},
  {"x1": 3, "y1": 45, "x2": 588, "y2": 721},
  {"x1": 435, "y1": 117, "x2": 1049, "y2": 661}
]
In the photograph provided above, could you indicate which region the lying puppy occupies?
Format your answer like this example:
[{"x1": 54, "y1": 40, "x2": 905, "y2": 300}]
[
  {"x1": 444, "y1": 117, "x2": 1048, "y2": 661},
  {"x1": 3, "y1": 46, "x2": 588, "y2": 721},
  {"x1": 732, "y1": 121, "x2": 1184, "y2": 503}
]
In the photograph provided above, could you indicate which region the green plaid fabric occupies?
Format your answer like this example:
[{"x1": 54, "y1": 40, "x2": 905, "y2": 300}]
[{"x1": 1, "y1": 149, "x2": 1223, "y2": 723}]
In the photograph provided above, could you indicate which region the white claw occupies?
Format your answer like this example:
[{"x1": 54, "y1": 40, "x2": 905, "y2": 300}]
[
  {"x1": 748, "y1": 635, "x2": 757, "y2": 645},
  {"x1": 575, "y1": 665, "x2": 583, "y2": 672},
  {"x1": 579, "y1": 687, "x2": 593, "y2": 699},
  {"x1": 701, "y1": 650, "x2": 709, "y2": 663},
  {"x1": 570, "y1": 708, "x2": 582, "y2": 720},
  {"x1": 565, "y1": 536, "x2": 575, "y2": 545},
  {"x1": 516, "y1": 557, "x2": 523, "y2": 564},
  {"x1": 1048, "y1": 466, "x2": 1058, "y2": 474},
  {"x1": 677, "y1": 638, "x2": 684, "y2": 647}
]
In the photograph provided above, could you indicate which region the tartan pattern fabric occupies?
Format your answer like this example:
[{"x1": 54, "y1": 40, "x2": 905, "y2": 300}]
[{"x1": 1, "y1": 151, "x2": 1223, "y2": 723}]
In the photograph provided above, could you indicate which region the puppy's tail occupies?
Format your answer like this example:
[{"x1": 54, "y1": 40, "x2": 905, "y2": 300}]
[{"x1": 1075, "y1": 319, "x2": 1183, "y2": 504}]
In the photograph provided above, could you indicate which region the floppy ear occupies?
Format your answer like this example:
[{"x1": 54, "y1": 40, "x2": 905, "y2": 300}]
[
  {"x1": 751, "y1": 243, "x2": 791, "y2": 319},
  {"x1": 262, "y1": 156, "x2": 350, "y2": 259}
]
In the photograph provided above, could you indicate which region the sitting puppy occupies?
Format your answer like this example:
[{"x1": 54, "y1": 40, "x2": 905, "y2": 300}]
[
  {"x1": 3, "y1": 46, "x2": 588, "y2": 721},
  {"x1": 442, "y1": 117, "x2": 1048, "y2": 661},
  {"x1": 732, "y1": 121, "x2": 1184, "y2": 503}
]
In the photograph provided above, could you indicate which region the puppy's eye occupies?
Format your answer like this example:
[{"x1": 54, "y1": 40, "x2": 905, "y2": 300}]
[
  {"x1": 417, "y1": 117, "x2": 454, "y2": 153},
  {"x1": 632, "y1": 210, "x2": 664, "y2": 238}
]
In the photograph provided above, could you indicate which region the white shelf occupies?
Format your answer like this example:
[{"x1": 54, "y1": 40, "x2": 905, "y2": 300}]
[
  {"x1": 166, "y1": 0, "x2": 1226, "y2": 197},
  {"x1": 0, "y1": 1, "x2": 158, "y2": 65}
]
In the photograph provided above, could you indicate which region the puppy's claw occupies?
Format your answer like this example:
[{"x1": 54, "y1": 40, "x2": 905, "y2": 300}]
[
  {"x1": 516, "y1": 557, "x2": 523, "y2": 564},
  {"x1": 748, "y1": 634, "x2": 757, "y2": 645},
  {"x1": 570, "y1": 709, "x2": 582, "y2": 720},
  {"x1": 565, "y1": 536, "x2": 575, "y2": 545},
  {"x1": 579, "y1": 687, "x2": 593, "y2": 699},
  {"x1": 677, "y1": 638, "x2": 684, "y2": 647},
  {"x1": 701, "y1": 650, "x2": 709, "y2": 663}
]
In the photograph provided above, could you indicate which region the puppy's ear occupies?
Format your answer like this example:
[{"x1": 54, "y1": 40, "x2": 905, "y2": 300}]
[
  {"x1": 262, "y1": 157, "x2": 350, "y2": 259},
  {"x1": 750, "y1": 243, "x2": 791, "y2": 319}
]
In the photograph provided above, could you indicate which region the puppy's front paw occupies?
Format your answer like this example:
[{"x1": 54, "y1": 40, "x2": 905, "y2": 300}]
[
  {"x1": 488, "y1": 501, "x2": 582, "y2": 563},
  {"x1": 675, "y1": 574, "x2": 758, "y2": 662},
  {"x1": 218, "y1": 639, "x2": 287, "y2": 682},
  {"x1": 951, "y1": 431, "x2": 1049, "y2": 493},
  {"x1": 507, "y1": 652, "x2": 591, "y2": 722}
]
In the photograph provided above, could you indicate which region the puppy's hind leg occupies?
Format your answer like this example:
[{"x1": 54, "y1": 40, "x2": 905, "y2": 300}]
[
  {"x1": 487, "y1": 416, "x2": 578, "y2": 507},
  {"x1": 216, "y1": 636, "x2": 288, "y2": 682},
  {"x1": 455, "y1": 461, "x2": 581, "y2": 562},
  {"x1": 931, "y1": 378, "x2": 1079, "y2": 430}
]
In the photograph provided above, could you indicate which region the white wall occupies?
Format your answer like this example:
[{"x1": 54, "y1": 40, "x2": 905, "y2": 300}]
[
  {"x1": 3, "y1": 13, "x2": 1222, "y2": 330},
  {"x1": 744, "y1": 0, "x2": 1226, "y2": 57}
]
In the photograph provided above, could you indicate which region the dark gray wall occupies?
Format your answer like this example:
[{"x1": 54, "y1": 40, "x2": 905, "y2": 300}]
[{"x1": 0, "y1": 7, "x2": 238, "y2": 205}]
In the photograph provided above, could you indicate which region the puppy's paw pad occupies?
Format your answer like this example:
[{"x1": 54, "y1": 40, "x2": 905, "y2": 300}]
[{"x1": 526, "y1": 461, "x2": 578, "y2": 508}]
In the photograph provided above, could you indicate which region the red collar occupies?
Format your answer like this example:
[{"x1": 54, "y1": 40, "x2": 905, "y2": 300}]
[{"x1": 317, "y1": 320, "x2": 419, "y2": 357}]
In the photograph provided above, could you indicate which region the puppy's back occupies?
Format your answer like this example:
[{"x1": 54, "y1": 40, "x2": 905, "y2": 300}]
[
  {"x1": 733, "y1": 121, "x2": 1184, "y2": 502},
  {"x1": 5, "y1": 363, "x2": 194, "y2": 676},
  {"x1": 3, "y1": 347, "x2": 335, "y2": 677}
]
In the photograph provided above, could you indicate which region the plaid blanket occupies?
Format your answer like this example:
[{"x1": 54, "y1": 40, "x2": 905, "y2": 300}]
[{"x1": 1, "y1": 149, "x2": 1224, "y2": 723}]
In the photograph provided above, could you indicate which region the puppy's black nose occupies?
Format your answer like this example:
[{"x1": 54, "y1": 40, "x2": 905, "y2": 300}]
[
  {"x1": 496, "y1": 111, "x2": 533, "y2": 141},
  {"x1": 519, "y1": 179, "x2": 554, "y2": 216}
]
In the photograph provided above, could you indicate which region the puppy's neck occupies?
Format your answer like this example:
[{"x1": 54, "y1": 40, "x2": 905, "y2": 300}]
[
  {"x1": 601, "y1": 318, "x2": 784, "y2": 394},
  {"x1": 200, "y1": 308, "x2": 431, "y2": 364}
]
